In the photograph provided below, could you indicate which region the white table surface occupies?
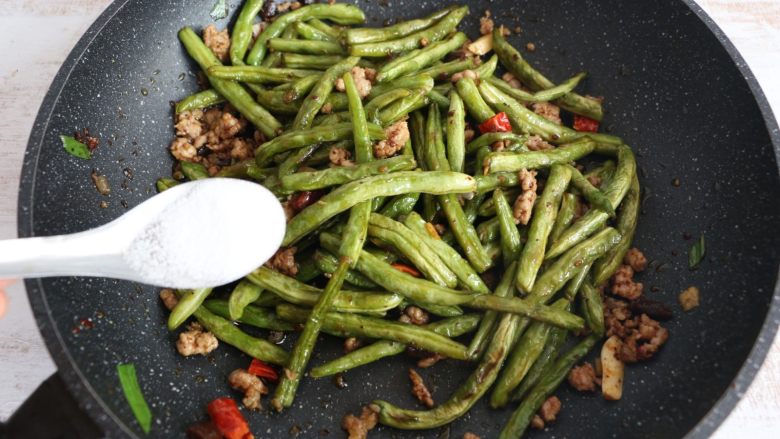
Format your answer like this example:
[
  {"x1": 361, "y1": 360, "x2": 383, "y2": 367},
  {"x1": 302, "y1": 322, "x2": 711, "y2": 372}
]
[{"x1": 0, "y1": 0, "x2": 778, "y2": 436}]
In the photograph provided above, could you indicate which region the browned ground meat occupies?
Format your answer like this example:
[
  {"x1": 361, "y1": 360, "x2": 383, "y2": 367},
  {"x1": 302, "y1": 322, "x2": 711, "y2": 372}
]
[
  {"x1": 679, "y1": 286, "x2": 700, "y2": 311},
  {"x1": 334, "y1": 67, "x2": 376, "y2": 98},
  {"x1": 177, "y1": 323, "x2": 218, "y2": 356},
  {"x1": 329, "y1": 146, "x2": 355, "y2": 167},
  {"x1": 203, "y1": 25, "x2": 230, "y2": 62},
  {"x1": 526, "y1": 134, "x2": 554, "y2": 151},
  {"x1": 464, "y1": 127, "x2": 476, "y2": 143},
  {"x1": 451, "y1": 69, "x2": 478, "y2": 83},
  {"x1": 532, "y1": 102, "x2": 562, "y2": 125},
  {"x1": 159, "y1": 288, "x2": 178, "y2": 311},
  {"x1": 604, "y1": 296, "x2": 634, "y2": 339},
  {"x1": 463, "y1": 433, "x2": 481, "y2": 439},
  {"x1": 342, "y1": 405, "x2": 379, "y2": 439},
  {"x1": 266, "y1": 247, "x2": 298, "y2": 276},
  {"x1": 408, "y1": 368, "x2": 434, "y2": 407},
  {"x1": 175, "y1": 109, "x2": 204, "y2": 139},
  {"x1": 374, "y1": 120, "x2": 410, "y2": 158},
  {"x1": 618, "y1": 314, "x2": 669, "y2": 362},
  {"x1": 228, "y1": 369, "x2": 268, "y2": 410},
  {"x1": 587, "y1": 173, "x2": 603, "y2": 188},
  {"x1": 502, "y1": 72, "x2": 522, "y2": 89},
  {"x1": 624, "y1": 248, "x2": 648, "y2": 272},
  {"x1": 513, "y1": 168, "x2": 538, "y2": 225},
  {"x1": 568, "y1": 362, "x2": 600, "y2": 392},
  {"x1": 611, "y1": 265, "x2": 643, "y2": 300},
  {"x1": 531, "y1": 415, "x2": 545, "y2": 430},
  {"x1": 417, "y1": 353, "x2": 446, "y2": 368},
  {"x1": 479, "y1": 10, "x2": 494, "y2": 35},
  {"x1": 343, "y1": 337, "x2": 362, "y2": 353},
  {"x1": 539, "y1": 395, "x2": 561, "y2": 423},
  {"x1": 399, "y1": 306, "x2": 429, "y2": 325}
]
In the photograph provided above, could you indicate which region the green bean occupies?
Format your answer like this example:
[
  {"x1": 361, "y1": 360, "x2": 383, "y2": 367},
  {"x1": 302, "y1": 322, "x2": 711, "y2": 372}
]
[
  {"x1": 320, "y1": 232, "x2": 473, "y2": 306},
  {"x1": 370, "y1": 213, "x2": 458, "y2": 288},
  {"x1": 467, "y1": 132, "x2": 528, "y2": 155},
  {"x1": 365, "y1": 88, "x2": 412, "y2": 123},
  {"x1": 262, "y1": 25, "x2": 296, "y2": 68},
  {"x1": 345, "y1": 6, "x2": 455, "y2": 44},
  {"x1": 313, "y1": 250, "x2": 377, "y2": 289},
  {"x1": 417, "y1": 58, "x2": 476, "y2": 80},
  {"x1": 477, "y1": 188, "x2": 517, "y2": 217},
  {"x1": 227, "y1": 280, "x2": 263, "y2": 321},
  {"x1": 511, "y1": 325, "x2": 568, "y2": 402},
  {"x1": 477, "y1": 216, "x2": 500, "y2": 244},
  {"x1": 168, "y1": 288, "x2": 213, "y2": 330},
  {"x1": 294, "y1": 253, "x2": 322, "y2": 283},
  {"x1": 568, "y1": 164, "x2": 616, "y2": 217},
  {"x1": 178, "y1": 27, "x2": 282, "y2": 138},
  {"x1": 175, "y1": 89, "x2": 224, "y2": 113},
  {"x1": 246, "y1": 267, "x2": 402, "y2": 314},
  {"x1": 180, "y1": 161, "x2": 209, "y2": 180},
  {"x1": 285, "y1": 171, "x2": 476, "y2": 245},
  {"x1": 564, "y1": 263, "x2": 591, "y2": 301},
  {"x1": 294, "y1": 21, "x2": 338, "y2": 42},
  {"x1": 490, "y1": 298, "x2": 569, "y2": 408},
  {"x1": 293, "y1": 56, "x2": 359, "y2": 129},
  {"x1": 247, "y1": 3, "x2": 365, "y2": 65},
  {"x1": 307, "y1": 18, "x2": 342, "y2": 40},
  {"x1": 203, "y1": 300, "x2": 295, "y2": 332},
  {"x1": 268, "y1": 38, "x2": 346, "y2": 55},
  {"x1": 378, "y1": 193, "x2": 420, "y2": 218},
  {"x1": 403, "y1": 212, "x2": 489, "y2": 294},
  {"x1": 282, "y1": 155, "x2": 416, "y2": 191},
  {"x1": 412, "y1": 302, "x2": 464, "y2": 318},
  {"x1": 592, "y1": 174, "x2": 640, "y2": 286},
  {"x1": 207, "y1": 65, "x2": 318, "y2": 83},
  {"x1": 247, "y1": 165, "x2": 277, "y2": 182},
  {"x1": 376, "y1": 32, "x2": 468, "y2": 82},
  {"x1": 580, "y1": 280, "x2": 605, "y2": 335},
  {"x1": 499, "y1": 334, "x2": 600, "y2": 439},
  {"x1": 191, "y1": 304, "x2": 289, "y2": 366},
  {"x1": 230, "y1": 0, "x2": 265, "y2": 65},
  {"x1": 456, "y1": 76, "x2": 495, "y2": 123},
  {"x1": 585, "y1": 159, "x2": 617, "y2": 184},
  {"x1": 473, "y1": 54, "x2": 498, "y2": 79},
  {"x1": 255, "y1": 122, "x2": 384, "y2": 166},
  {"x1": 546, "y1": 145, "x2": 636, "y2": 259},
  {"x1": 494, "y1": 188, "x2": 522, "y2": 265},
  {"x1": 474, "y1": 172, "x2": 520, "y2": 193},
  {"x1": 282, "y1": 53, "x2": 345, "y2": 69},
  {"x1": 350, "y1": 6, "x2": 468, "y2": 57},
  {"x1": 427, "y1": 89, "x2": 449, "y2": 108},
  {"x1": 377, "y1": 88, "x2": 429, "y2": 125},
  {"x1": 517, "y1": 165, "x2": 572, "y2": 292},
  {"x1": 446, "y1": 90, "x2": 466, "y2": 172},
  {"x1": 310, "y1": 313, "x2": 480, "y2": 377},
  {"x1": 467, "y1": 294, "x2": 583, "y2": 330},
  {"x1": 549, "y1": 193, "x2": 578, "y2": 244},
  {"x1": 374, "y1": 263, "x2": 522, "y2": 430},
  {"x1": 492, "y1": 28, "x2": 603, "y2": 121},
  {"x1": 278, "y1": 143, "x2": 321, "y2": 177},
  {"x1": 214, "y1": 159, "x2": 258, "y2": 179},
  {"x1": 369, "y1": 74, "x2": 434, "y2": 98},
  {"x1": 487, "y1": 71, "x2": 587, "y2": 104},
  {"x1": 478, "y1": 80, "x2": 582, "y2": 143},
  {"x1": 277, "y1": 304, "x2": 471, "y2": 361},
  {"x1": 483, "y1": 138, "x2": 595, "y2": 174},
  {"x1": 532, "y1": 227, "x2": 622, "y2": 302},
  {"x1": 273, "y1": 258, "x2": 350, "y2": 410},
  {"x1": 156, "y1": 178, "x2": 179, "y2": 192},
  {"x1": 249, "y1": 84, "x2": 300, "y2": 114}
]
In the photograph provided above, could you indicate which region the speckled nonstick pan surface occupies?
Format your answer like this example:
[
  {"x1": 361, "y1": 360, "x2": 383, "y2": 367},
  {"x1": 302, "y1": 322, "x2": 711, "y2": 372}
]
[{"x1": 17, "y1": 0, "x2": 780, "y2": 437}]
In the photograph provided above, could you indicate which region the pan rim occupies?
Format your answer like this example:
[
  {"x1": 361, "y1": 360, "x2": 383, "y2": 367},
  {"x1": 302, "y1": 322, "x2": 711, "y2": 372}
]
[{"x1": 16, "y1": 1, "x2": 780, "y2": 438}]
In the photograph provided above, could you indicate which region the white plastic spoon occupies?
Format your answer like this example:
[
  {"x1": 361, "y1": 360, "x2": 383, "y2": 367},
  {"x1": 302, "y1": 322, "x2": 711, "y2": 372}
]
[{"x1": 0, "y1": 179, "x2": 286, "y2": 288}]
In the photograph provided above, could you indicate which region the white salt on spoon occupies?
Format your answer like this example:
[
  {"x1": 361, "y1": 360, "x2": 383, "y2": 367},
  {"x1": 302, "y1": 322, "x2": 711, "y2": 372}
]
[{"x1": 0, "y1": 179, "x2": 286, "y2": 288}]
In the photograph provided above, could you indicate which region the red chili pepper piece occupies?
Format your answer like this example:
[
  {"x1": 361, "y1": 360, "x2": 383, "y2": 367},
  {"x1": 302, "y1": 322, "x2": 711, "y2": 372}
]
[
  {"x1": 478, "y1": 112, "x2": 512, "y2": 133},
  {"x1": 573, "y1": 115, "x2": 599, "y2": 132},
  {"x1": 207, "y1": 397, "x2": 254, "y2": 439},
  {"x1": 248, "y1": 358, "x2": 278, "y2": 381},
  {"x1": 391, "y1": 262, "x2": 421, "y2": 278},
  {"x1": 289, "y1": 189, "x2": 325, "y2": 212}
]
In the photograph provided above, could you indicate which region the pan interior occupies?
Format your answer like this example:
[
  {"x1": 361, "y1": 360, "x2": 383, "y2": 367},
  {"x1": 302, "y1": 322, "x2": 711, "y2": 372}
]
[{"x1": 19, "y1": 0, "x2": 780, "y2": 437}]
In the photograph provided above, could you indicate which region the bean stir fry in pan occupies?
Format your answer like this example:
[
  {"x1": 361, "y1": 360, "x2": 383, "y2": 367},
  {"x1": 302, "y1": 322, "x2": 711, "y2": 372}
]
[{"x1": 160, "y1": 2, "x2": 671, "y2": 438}]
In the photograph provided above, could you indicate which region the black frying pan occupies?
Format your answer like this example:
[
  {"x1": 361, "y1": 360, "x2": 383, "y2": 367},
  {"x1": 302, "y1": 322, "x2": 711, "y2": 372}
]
[{"x1": 7, "y1": 0, "x2": 780, "y2": 437}]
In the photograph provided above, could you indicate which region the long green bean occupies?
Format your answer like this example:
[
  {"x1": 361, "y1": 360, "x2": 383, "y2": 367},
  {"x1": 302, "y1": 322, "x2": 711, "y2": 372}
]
[
  {"x1": 446, "y1": 90, "x2": 466, "y2": 172},
  {"x1": 227, "y1": 280, "x2": 263, "y2": 321},
  {"x1": 293, "y1": 56, "x2": 359, "y2": 129},
  {"x1": 456, "y1": 76, "x2": 495, "y2": 123},
  {"x1": 494, "y1": 188, "x2": 522, "y2": 265},
  {"x1": 580, "y1": 280, "x2": 605, "y2": 335},
  {"x1": 294, "y1": 21, "x2": 338, "y2": 42},
  {"x1": 203, "y1": 300, "x2": 295, "y2": 332},
  {"x1": 175, "y1": 89, "x2": 224, "y2": 113},
  {"x1": 592, "y1": 174, "x2": 640, "y2": 286},
  {"x1": 549, "y1": 192, "x2": 578, "y2": 244},
  {"x1": 282, "y1": 53, "x2": 346, "y2": 69},
  {"x1": 568, "y1": 164, "x2": 616, "y2": 217},
  {"x1": 345, "y1": 6, "x2": 456, "y2": 44},
  {"x1": 168, "y1": 288, "x2": 212, "y2": 330},
  {"x1": 281, "y1": 156, "x2": 416, "y2": 191},
  {"x1": 268, "y1": 38, "x2": 347, "y2": 55},
  {"x1": 313, "y1": 250, "x2": 377, "y2": 289},
  {"x1": 376, "y1": 32, "x2": 468, "y2": 82},
  {"x1": 483, "y1": 138, "x2": 595, "y2": 174},
  {"x1": 207, "y1": 65, "x2": 317, "y2": 83},
  {"x1": 230, "y1": 0, "x2": 265, "y2": 65}
]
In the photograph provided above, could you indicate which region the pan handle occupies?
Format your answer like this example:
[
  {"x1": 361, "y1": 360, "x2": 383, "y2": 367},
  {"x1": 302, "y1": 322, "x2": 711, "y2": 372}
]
[{"x1": 0, "y1": 372, "x2": 102, "y2": 439}]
